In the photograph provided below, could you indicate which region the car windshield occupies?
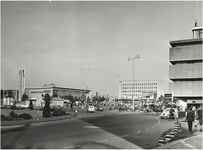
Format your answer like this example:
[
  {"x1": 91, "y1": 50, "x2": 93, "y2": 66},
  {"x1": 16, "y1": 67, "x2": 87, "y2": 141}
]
[{"x1": 163, "y1": 109, "x2": 170, "y2": 112}]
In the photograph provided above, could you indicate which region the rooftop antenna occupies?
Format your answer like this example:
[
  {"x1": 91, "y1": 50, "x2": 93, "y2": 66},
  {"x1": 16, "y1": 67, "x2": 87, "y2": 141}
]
[{"x1": 195, "y1": 1, "x2": 198, "y2": 27}]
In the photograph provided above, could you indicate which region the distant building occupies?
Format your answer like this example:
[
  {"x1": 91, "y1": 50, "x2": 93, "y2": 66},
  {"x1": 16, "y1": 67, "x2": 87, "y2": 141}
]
[
  {"x1": 118, "y1": 80, "x2": 164, "y2": 100},
  {"x1": 25, "y1": 86, "x2": 91, "y2": 102},
  {"x1": 169, "y1": 26, "x2": 202, "y2": 108}
]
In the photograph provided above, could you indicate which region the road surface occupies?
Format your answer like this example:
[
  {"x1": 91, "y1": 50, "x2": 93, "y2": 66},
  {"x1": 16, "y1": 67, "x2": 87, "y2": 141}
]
[{"x1": 1, "y1": 109, "x2": 177, "y2": 149}]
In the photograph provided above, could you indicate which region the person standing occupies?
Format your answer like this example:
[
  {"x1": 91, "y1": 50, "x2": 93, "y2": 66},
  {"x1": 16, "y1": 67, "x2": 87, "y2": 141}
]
[
  {"x1": 186, "y1": 107, "x2": 195, "y2": 131},
  {"x1": 198, "y1": 108, "x2": 202, "y2": 132}
]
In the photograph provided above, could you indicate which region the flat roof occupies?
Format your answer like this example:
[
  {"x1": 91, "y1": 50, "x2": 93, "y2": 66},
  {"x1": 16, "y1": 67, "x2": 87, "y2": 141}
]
[
  {"x1": 192, "y1": 26, "x2": 203, "y2": 30},
  {"x1": 170, "y1": 38, "x2": 202, "y2": 47},
  {"x1": 119, "y1": 80, "x2": 164, "y2": 83},
  {"x1": 25, "y1": 86, "x2": 91, "y2": 92}
]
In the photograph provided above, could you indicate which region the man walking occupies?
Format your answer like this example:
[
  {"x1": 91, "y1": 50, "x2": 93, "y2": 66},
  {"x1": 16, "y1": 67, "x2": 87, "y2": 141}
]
[{"x1": 186, "y1": 107, "x2": 195, "y2": 132}]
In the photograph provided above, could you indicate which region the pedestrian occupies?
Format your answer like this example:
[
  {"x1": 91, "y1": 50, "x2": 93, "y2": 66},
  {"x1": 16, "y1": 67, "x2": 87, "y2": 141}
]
[
  {"x1": 197, "y1": 108, "x2": 202, "y2": 132},
  {"x1": 194, "y1": 116, "x2": 198, "y2": 131},
  {"x1": 74, "y1": 109, "x2": 78, "y2": 117},
  {"x1": 169, "y1": 106, "x2": 174, "y2": 119},
  {"x1": 184, "y1": 106, "x2": 188, "y2": 122},
  {"x1": 192, "y1": 105, "x2": 197, "y2": 115},
  {"x1": 186, "y1": 107, "x2": 195, "y2": 132}
]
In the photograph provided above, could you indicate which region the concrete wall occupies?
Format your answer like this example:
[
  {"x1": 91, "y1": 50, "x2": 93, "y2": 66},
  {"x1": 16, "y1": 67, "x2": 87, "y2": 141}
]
[
  {"x1": 169, "y1": 62, "x2": 202, "y2": 79},
  {"x1": 169, "y1": 81, "x2": 202, "y2": 97},
  {"x1": 170, "y1": 45, "x2": 202, "y2": 61}
]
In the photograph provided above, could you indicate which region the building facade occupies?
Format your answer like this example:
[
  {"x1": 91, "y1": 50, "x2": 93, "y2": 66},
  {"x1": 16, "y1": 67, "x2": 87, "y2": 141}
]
[
  {"x1": 169, "y1": 26, "x2": 202, "y2": 108},
  {"x1": 118, "y1": 80, "x2": 164, "y2": 100},
  {"x1": 25, "y1": 86, "x2": 91, "y2": 103}
]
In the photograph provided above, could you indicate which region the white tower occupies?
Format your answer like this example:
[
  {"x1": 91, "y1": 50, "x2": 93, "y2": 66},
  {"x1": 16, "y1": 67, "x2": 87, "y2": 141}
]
[{"x1": 18, "y1": 70, "x2": 25, "y2": 100}]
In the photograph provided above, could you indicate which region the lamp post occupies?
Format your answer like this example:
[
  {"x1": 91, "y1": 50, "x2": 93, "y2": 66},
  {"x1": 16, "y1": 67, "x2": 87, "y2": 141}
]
[
  {"x1": 31, "y1": 97, "x2": 43, "y2": 122},
  {"x1": 128, "y1": 54, "x2": 140, "y2": 112}
]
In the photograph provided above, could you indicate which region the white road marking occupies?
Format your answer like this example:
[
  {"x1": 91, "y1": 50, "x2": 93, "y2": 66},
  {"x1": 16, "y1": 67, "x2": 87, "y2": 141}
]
[
  {"x1": 145, "y1": 128, "x2": 149, "y2": 130},
  {"x1": 97, "y1": 139, "x2": 109, "y2": 143},
  {"x1": 136, "y1": 131, "x2": 141, "y2": 133},
  {"x1": 63, "y1": 146, "x2": 75, "y2": 149},
  {"x1": 83, "y1": 126, "x2": 99, "y2": 129},
  {"x1": 133, "y1": 135, "x2": 141, "y2": 138},
  {"x1": 151, "y1": 126, "x2": 155, "y2": 128},
  {"x1": 120, "y1": 134, "x2": 129, "y2": 138}
]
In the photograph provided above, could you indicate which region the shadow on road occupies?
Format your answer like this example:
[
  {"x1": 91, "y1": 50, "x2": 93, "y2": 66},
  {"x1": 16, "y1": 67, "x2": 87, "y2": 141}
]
[{"x1": 1, "y1": 124, "x2": 44, "y2": 149}]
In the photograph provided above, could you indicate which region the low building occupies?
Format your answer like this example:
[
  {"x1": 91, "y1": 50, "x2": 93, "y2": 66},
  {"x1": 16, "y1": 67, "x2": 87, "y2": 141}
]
[{"x1": 25, "y1": 86, "x2": 91, "y2": 104}]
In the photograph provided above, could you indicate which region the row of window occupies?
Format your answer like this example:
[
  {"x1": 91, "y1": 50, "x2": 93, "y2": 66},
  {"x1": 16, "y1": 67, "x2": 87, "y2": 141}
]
[
  {"x1": 121, "y1": 94, "x2": 142, "y2": 97},
  {"x1": 121, "y1": 87, "x2": 157, "y2": 89},
  {"x1": 121, "y1": 90, "x2": 157, "y2": 93},
  {"x1": 121, "y1": 83, "x2": 158, "y2": 86}
]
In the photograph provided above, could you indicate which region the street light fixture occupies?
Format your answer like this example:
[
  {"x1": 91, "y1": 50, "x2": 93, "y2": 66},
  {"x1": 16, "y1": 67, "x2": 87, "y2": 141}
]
[{"x1": 128, "y1": 54, "x2": 140, "y2": 112}]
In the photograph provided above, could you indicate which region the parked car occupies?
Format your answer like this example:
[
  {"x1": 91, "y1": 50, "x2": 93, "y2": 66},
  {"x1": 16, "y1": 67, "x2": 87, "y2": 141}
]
[
  {"x1": 16, "y1": 101, "x2": 29, "y2": 109},
  {"x1": 97, "y1": 105, "x2": 104, "y2": 111},
  {"x1": 160, "y1": 108, "x2": 178, "y2": 119},
  {"x1": 87, "y1": 105, "x2": 95, "y2": 113}
]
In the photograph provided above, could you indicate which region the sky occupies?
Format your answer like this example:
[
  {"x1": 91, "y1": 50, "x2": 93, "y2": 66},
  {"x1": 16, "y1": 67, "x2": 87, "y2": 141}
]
[{"x1": 1, "y1": 1, "x2": 202, "y2": 97}]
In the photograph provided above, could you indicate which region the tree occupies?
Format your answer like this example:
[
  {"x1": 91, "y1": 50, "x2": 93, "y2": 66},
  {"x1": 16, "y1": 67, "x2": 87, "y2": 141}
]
[
  {"x1": 100, "y1": 96, "x2": 106, "y2": 102},
  {"x1": 158, "y1": 95, "x2": 165, "y2": 103},
  {"x1": 52, "y1": 93, "x2": 58, "y2": 97},
  {"x1": 21, "y1": 93, "x2": 29, "y2": 102},
  {"x1": 42, "y1": 93, "x2": 52, "y2": 118}
]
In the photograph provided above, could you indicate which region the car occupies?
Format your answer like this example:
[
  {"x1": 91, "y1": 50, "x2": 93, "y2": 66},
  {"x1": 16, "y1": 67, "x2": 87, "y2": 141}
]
[
  {"x1": 87, "y1": 106, "x2": 95, "y2": 113},
  {"x1": 160, "y1": 108, "x2": 178, "y2": 119},
  {"x1": 97, "y1": 106, "x2": 104, "y2": 111},
  {"x1": 16, "y1": 101, "x2": 30, "y2": 109}
]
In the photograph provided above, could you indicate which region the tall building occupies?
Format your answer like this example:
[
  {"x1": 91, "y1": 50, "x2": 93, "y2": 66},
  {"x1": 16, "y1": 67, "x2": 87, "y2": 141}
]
[
  {"x1": 118, "y1": 80, "x2": 164, "y2": 100},
  {"x1": 169, "y1": 26, "x2": 202, "y2": 108},
  {"x1": 18, "y1": 70, "x2": 25, "y2": 100}
]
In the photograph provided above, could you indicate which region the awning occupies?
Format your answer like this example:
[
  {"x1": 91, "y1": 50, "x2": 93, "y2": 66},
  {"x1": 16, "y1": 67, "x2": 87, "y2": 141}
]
[{"x1": 187, "y1": 100, "x2": 202, "y2": 104}]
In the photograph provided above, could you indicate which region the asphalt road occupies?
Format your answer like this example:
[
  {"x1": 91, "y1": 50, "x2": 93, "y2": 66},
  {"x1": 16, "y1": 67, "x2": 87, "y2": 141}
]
[{"x1": 1, "y1": 109, "x2": 177, "y2": 149}]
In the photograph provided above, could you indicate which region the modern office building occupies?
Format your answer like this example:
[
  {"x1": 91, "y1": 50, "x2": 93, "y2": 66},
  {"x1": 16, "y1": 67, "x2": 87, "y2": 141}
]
[
  {"x1": 169, "y1": 26, "x2": 202, "y2": 108},
  {"x1": 118, "y1": 80, "x2": 164, "y2": 100}
]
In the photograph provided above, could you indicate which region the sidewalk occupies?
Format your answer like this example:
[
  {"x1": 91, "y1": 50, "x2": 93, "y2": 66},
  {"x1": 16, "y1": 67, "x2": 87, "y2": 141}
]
[
  {"x1": 156, "y1": 119, "x2": 202, "y2": 149},
  {"x1": 156, "y1": 132, "x2": 202, "y2": 149}
]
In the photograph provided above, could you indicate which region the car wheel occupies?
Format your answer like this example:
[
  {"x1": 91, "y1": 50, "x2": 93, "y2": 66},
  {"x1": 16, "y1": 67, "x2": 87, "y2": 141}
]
[{"x1": 18, "y1": 106, "x2": 21, "y2": 109}]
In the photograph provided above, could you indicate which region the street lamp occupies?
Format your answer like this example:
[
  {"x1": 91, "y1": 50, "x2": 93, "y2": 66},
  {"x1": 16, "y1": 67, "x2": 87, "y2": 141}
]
[{"x1": 128, "y1": 54, "x2": 140, "y2": 112}]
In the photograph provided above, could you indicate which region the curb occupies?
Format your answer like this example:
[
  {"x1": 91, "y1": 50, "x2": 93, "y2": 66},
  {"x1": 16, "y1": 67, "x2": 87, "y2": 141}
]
[{"x1": 156, "y1": 132, "x2": 202, "y2": 149}]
